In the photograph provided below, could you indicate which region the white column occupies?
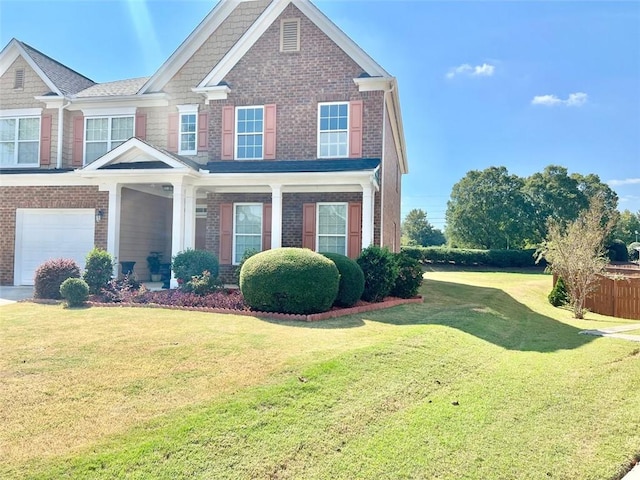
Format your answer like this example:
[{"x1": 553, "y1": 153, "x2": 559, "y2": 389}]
[
  {"x1": 170, "y1": 182, "x2": 185, "y2": 288},
  {"x1": 183, "y1": 185, "x2": 196, "y2": 250},
  {"x1": 106, "y1": 183, "x2": 122, "y2": 278},
  {"x1": 361, "y1": 183, "x2": 374, "y2": 250},
  {"x1": 270, "y1": 184, "x2": 282, "y2": 249}
]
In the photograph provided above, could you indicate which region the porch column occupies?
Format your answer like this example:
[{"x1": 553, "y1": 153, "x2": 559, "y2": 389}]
[
  {"x1": 361, "y1": 183, "x2": 374, "y2": 250},
  {"x1": 106, "y1": 183, "x2": 122, "y2": 278},
  {"x1": 270, "y1": 184, "x2": 282, "y2": 249},
  {"x1": 183, "y1": 185, "x2": 196, "y2": 250},
  {"x1": 170, "y1": 182, "x2": 185, "y2": 288}
]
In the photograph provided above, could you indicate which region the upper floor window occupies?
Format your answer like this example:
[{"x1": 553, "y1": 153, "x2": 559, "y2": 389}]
[
  {"x1": 236, "y1": 106, "x2": 263, "y2": 160},
  {"x1": 178, "y1": 105, "x2": 198, "y2": 155},
  {"x1": 318, "y1": 102, "x2": 348, "y2": 158},
  {"x1": 317, "y1": 203, "x2": 347, "y2": 255},
  {"x1": 0, "y1": 116, "x2": 39, "y2": 167},
  {"x1": 85, "y1": 116, "x2": 133, "y2": 164},
  {"x1": 233, "y1": 203, "x2": 263, "y2": 264}
]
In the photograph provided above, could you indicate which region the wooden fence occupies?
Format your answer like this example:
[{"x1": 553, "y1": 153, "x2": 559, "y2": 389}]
[{"x1": 584, "y1": 274, "x2": 640, "y2": 320}]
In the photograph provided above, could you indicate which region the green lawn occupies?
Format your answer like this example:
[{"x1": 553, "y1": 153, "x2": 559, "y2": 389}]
[{"x1": 1, "y1": 270, "x2": 639, "y2": 479}]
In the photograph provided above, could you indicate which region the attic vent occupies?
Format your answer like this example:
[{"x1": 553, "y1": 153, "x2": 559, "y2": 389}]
[
  {"x1": 280, "y1": 18, "x2": 300, "y2": 52},
  {"x1": 14, "y1": 69, "x2": 25, "y2": 89}
]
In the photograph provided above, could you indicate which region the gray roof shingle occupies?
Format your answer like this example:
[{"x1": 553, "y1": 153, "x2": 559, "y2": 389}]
[
  {"x1": 205, "y1": 159, "x2": 381, "y2": 174},
  {"x1": 74, "y1": 77, "x2": 150, "y2": 98}
]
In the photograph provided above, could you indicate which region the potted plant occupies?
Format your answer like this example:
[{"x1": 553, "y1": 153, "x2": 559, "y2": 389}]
[{"x1": 147, "y1": 251, "x2": 162, "y2": 282}]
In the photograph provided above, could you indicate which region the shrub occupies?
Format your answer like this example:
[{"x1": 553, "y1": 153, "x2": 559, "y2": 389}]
[
  {"x1": 391, "y1": 252, "x2": 423, "y2": 298},
  {"x1": 548, "y1": 276, "x2": 569, "y2": 307},
  {"x1": 240, "y1": 248, "x2": 339, "y2": 314},
  {"x1": 357, "y1": 246, "x2": 399, "y2": 302},
  {"x1": 34, "y1": 258, "x2": 80, "y2": 299},
  {"x1": 96, "y1": 274, "x2": 141, "y2": 303},
  {"x1": 321, "y1": 252, "x2": 365, "y2": 307},
  {"x1": 607, "y1": 239, "x2": 629, "y2": 262},
  {"x1": 83, "y1": 248, "x2": 114, "y2": 294},
  {"x1": 126, "y1": 289, "x2": 246, "y2": 310},
  {"x1": 172, "y1": 249, "x2": 219, "y2": 285},
  {"x1": 628, "y1": 242, "x2": 640, "y2": 262},
  {"x1": 183, "y1": 270, "x2": 221, "y2": 296},
  {"x1": 234, "y1": 248, "x2": 259, "y2": 282},
  {"x1": 59, "y1": 278, "x2": 89, "y2": 307}
]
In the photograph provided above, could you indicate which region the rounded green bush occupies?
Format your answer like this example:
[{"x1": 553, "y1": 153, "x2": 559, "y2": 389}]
[
  {"x1": 60, "y1": 277, "x2": 90, "y2": 307},
  {"x1": 357, "y1": 245, "x2": 399, "y2": 303},
  {"x1": 83, "y1": 248, "x2": 114, "y2": 294},
  {"x1": 321, "y1": 252, "x2": 364, "y2": 307},
  {"x1": 391, "y1": 252, "x2": 423, "y2": 298},
  {"x1": 172, "y1": 249, "x2": 219, "y2": 285},
  {"x1": 240, "y1": 248, "x2": 339, "y2": 314},
  {"x1": 34, "y1": 258, "x2": 81, "y2": 299},
  {"x1": 548, "y1": 276, "x2": 569, "y2": 307}
]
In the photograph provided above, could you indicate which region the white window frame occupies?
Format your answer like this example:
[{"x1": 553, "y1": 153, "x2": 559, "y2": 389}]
[
  {"x1": 0, "y1": 112, "x2": 40, "y2": 168},
  {"x1": 233, "y1": 203, "x2": 263, "y2": 265},
  {"x1": 178, "y1": 104, "x2": 198, "y2": 155},
  {"x1": 316, "y1": 202, "x2": 348, "y2": 256},
  {"x1": 317, "y1": 101, "x2": 349, "y2": 159},
  {"x1": 84, "y1": 115, "x2": 134, "y2": 165},
  {"x1": 235, "y1": 105, "x2": 264, "y2": 161}
]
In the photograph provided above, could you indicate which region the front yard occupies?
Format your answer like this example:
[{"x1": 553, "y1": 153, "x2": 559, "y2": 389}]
[{"x1": 1, "y1": 270, "x2": 639, "y2": 479}]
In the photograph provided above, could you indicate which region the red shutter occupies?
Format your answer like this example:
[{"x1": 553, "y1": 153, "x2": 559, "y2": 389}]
[
  {"x1": 220, "y1": 203, "x2": 233, "y2": 265},
  {"x1": 197, "y1": 112, "x2": 209, "y2": 151},
  {"x1": 264, "y1": 104, "x2": 276, "y2": 160},
  {"x1": 39, "y1": 114, "x2": 52, "y2": 166},
  {"x1": 72, "y1": 115, "x2": 84, "y2": 166},
  {"x1": 348, "y1": 202, "x2": 363, "y2": 259},
  {"x1": 221, "y1": 106, "x2": 234, "y2": 160},
  {"x1": 349, "y1": 100, "x2": 363, "y2": 158},
  {"x1": 263, "y1": 203, "x2": 272, "y2": 250},
  {"x1": 167, "y1": 113, "x2": 179, "y2": 153},
  {"x1": 135, "y1": 113, "x2": 147, "y2": 140},
  {"x1": 302, "y1": 203, "x2": 316, "y2": 251}
]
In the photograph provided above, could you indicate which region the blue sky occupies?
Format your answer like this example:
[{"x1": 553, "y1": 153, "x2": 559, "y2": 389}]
[{"x1": 1, "y1": 0, "x2": 638, "y2": 230}]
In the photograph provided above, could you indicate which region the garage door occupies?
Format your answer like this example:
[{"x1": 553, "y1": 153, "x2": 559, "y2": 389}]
[{"x1": 14, "y1": 209, "x2": 95, "y2": 286}]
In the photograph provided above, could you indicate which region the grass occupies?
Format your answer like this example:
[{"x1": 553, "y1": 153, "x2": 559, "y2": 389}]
[{"x1": 1, "y1": 270, "x2": 639, "y2": 479}]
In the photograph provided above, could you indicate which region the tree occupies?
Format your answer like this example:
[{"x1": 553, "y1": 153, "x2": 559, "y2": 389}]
[
  {"x1": 446, "y1": 166, "x2": 532, "y2": 249},
  {"x1": 401, "y1": 209, "x2": 445, "y2": 246},
  {"x1": 537, "y1": 198, "x2": 614, "y2": 319},
  {"x1": 612, "y1": 210, "x2": 640, "y2": 245}
]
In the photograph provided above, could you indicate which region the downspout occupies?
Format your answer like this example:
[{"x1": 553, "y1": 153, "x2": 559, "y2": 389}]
[
  {"x1": 56, "y1": 100, "x2": 71, "y2": 169},
  {"x1": 381, "y1": 82, "x2": 396, "y2": 248}
]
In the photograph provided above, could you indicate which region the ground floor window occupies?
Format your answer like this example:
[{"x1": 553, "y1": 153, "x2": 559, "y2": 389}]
[
  {"x1": 317, "y1": 203, "x2": 347, "y2": 255},
  {"x1": 234, "y1": 203, "x2": 262, "y2": 264}
]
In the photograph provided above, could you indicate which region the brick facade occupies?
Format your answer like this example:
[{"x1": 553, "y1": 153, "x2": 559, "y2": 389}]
[{"x1": 0, "y1": 186, "x2": 108, "y2": 285}]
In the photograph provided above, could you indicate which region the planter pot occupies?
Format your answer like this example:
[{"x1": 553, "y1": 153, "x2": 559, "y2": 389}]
[
  {"x1": 120, "y1": 261, "x2": 136, "y2": 276},
  {"x1": 151, "y1": 274, "x2": 162, "y2": 282}
]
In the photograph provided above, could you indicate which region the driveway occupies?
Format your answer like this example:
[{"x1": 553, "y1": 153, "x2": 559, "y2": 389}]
[{"x1": 0, "y1": 286, "x2": 33, "y2": 306}]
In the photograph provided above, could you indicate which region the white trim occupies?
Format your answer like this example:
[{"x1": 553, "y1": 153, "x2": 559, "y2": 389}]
[
  {"x1": 177, "y1": 104, "x2": 199, "y2": 114},
  {"x1": 34, "y1": 96, "x2": 66, "y2": 109},
  {"x1": 178, "y1": 107, "x2": 199, "y2": 155},
  {"x1": 84, "y1": 114, "x2": 135, "y2": 165},
  {"x1": 0, "y1": 108, "x2": 42, "y2": 117},
  {"x1": 353, "y1": 77, "x2": 393, "y2": 92},
  {"x1": 0, "y1": 115, "x2": 41, "y2": 168},
  {"x1": 235, "y1": 105, "x2": 264, "y2": 160},
  {"x1": 0, "y1": 40, "x2": 63, "y2": 97},
  {"x1": 65, "y1": 94, "x2": 169, "y2": 110},
  {"x1": 316, "y1": 202, "x2": 348, "y2": 256},
  {"x1": 232, "y1": 202, "x2": 263, "y2": 265},
  {"x1": 191, "y1": 85, "x2": 231, "y2": 103},
  {"x1": 82, "y1": 106, "x2": 136, "y2": 117},
  {"x1": 317, "y1": 101, "x2": 349, "y2": 159}
]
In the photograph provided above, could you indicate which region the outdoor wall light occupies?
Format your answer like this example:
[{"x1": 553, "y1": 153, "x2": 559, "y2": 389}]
[
  {"x1": 162, "y1": 185, "x2": 174, "y2": 192},
  {"x1": 95, "y1": 209, "x2": 104, "y2": 223}
]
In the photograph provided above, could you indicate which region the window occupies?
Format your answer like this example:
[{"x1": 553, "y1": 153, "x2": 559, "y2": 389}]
[
  {"x1": 318, "y1": 102, "x2": 348, "y2": 158},
  {"x1": 180, "y1": 114, "x2": 197, "y2": 154},
  {"x1": 85, "y1": 116, "x2": 134, "y2": 164},
  {"x1": 236, "y1": 106, "x2": 263, "y2": 160},
  {"x1": 233, "y1": 204, "x2": 262, "y2": 264},
  {"x1": 317, "y1": 203, "x2": 347, "y2": 255},
  {"x1": 0, "y1": 116, "x2": 39, "y2": 167}
]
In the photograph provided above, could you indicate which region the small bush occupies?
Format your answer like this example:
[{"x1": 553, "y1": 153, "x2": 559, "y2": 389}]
[
  {"x1": 321, "y1": 252, "x2": 365, "y2": 307},
  {"x1": 549, "y1": 277, "x2": 569, "y2": 307},
  {"x1": 59, "y1": 277, "x2": 89, "y2": 307},
  {"x1": 234, "y1": 248, "x2": 260, "y2": 282},
  {"x1": 357, "y1": 246, "x2": 399, "y2": 303},
  {"x1": 34, "y1": 258, "x2": 81, "y2": 299},
  {"x1": 391, "y1": 252, "x2": 423, "y2": 298},
  {"x1": 172, "y1": 249, "x2": 219, "y2": 285},
  {"x1": 183, "y1": 270, "x2": 221, "y2": 296},
  {"x1": 96, "y1": 274, "x2": 141, "y2": 303},
  {"x1": 607, "y1": 239, "x2": 629, "y2": 262},
  {"x1": 240, "y1": 248, "x2": 339, "y2": 314},
  {"x1": 83, "y1": 248, "x2": 114, "y2": 294}
]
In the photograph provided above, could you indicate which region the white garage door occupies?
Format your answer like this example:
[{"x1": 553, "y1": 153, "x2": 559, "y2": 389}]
[{"x1": 14, "y1": 209, "x2": 95, "y2": 286}]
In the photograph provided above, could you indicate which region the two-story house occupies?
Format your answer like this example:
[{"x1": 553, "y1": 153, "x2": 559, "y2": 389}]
[{"x1": 0, "y1": 0, "x2": 407, "y2": 286}]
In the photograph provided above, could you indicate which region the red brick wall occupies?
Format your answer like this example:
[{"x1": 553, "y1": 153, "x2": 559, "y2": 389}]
[
  {"x1": 206, "y1": 4, "x2": 385, "y2": 161},
  {"x1": 0, "y1": 186, "x2": 108, "y2": 285}
]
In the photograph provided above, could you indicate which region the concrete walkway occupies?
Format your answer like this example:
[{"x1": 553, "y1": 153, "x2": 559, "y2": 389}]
[
  {"x1": 0, "y1": 286, "x2": 33, "y2": 305},
  {"x1": 624, "y1": 462, "x2": 640, "y2": 480},
  {"x1": 580, "y1": 323, "x2": 640, "y2": 343}
]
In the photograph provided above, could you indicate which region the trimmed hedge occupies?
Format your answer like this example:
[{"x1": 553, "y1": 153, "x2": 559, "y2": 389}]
[
  {"x1": 321, "y1": 252, "x2": 365, "y2": 307},
  {"x1": 357, "y1": 246, "x2": 399, "y2": 303},
  {"x1": 391, "y1": 252, "x2": 423, "y2": 298},
  {"x1": 83, "y1": 248, "x2": 113, "y2": 294},
  {"x1": 240, "y1": 248, "x2": 339, "y2": 314},
  {"x1": 60, "y1": 277, "x2": 90, "y2": 307},
  {"x1": 401, "y1": 246, "x2": 542, "y2": 268},
  {"x1": 172, "y1": 249, "x2": 219, "y2": 285},
  {"x1": 34, "y1": 258, "x2": 81, "y2": 299}
]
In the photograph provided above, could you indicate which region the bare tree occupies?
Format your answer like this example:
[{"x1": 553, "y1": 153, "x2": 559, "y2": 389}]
[{"x1": 537, "y1": 198, "x2": 614, "y2": 319}]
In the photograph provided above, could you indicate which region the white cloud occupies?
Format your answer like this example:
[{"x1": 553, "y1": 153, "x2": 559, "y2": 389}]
[
  {"x1": 531, "y1": 92, "x2": 589, "y2": 107},
  {"x1": 446, "y1": 63, "x2": 495, "y2": 79},
  {"x1": 607, "y1": 178, "x2": 640, "y2": 187}
]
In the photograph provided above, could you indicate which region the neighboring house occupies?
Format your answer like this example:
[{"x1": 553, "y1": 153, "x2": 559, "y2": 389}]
[{"x1": 0, "y1": 0, "x2": 407, "y2": 286}]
